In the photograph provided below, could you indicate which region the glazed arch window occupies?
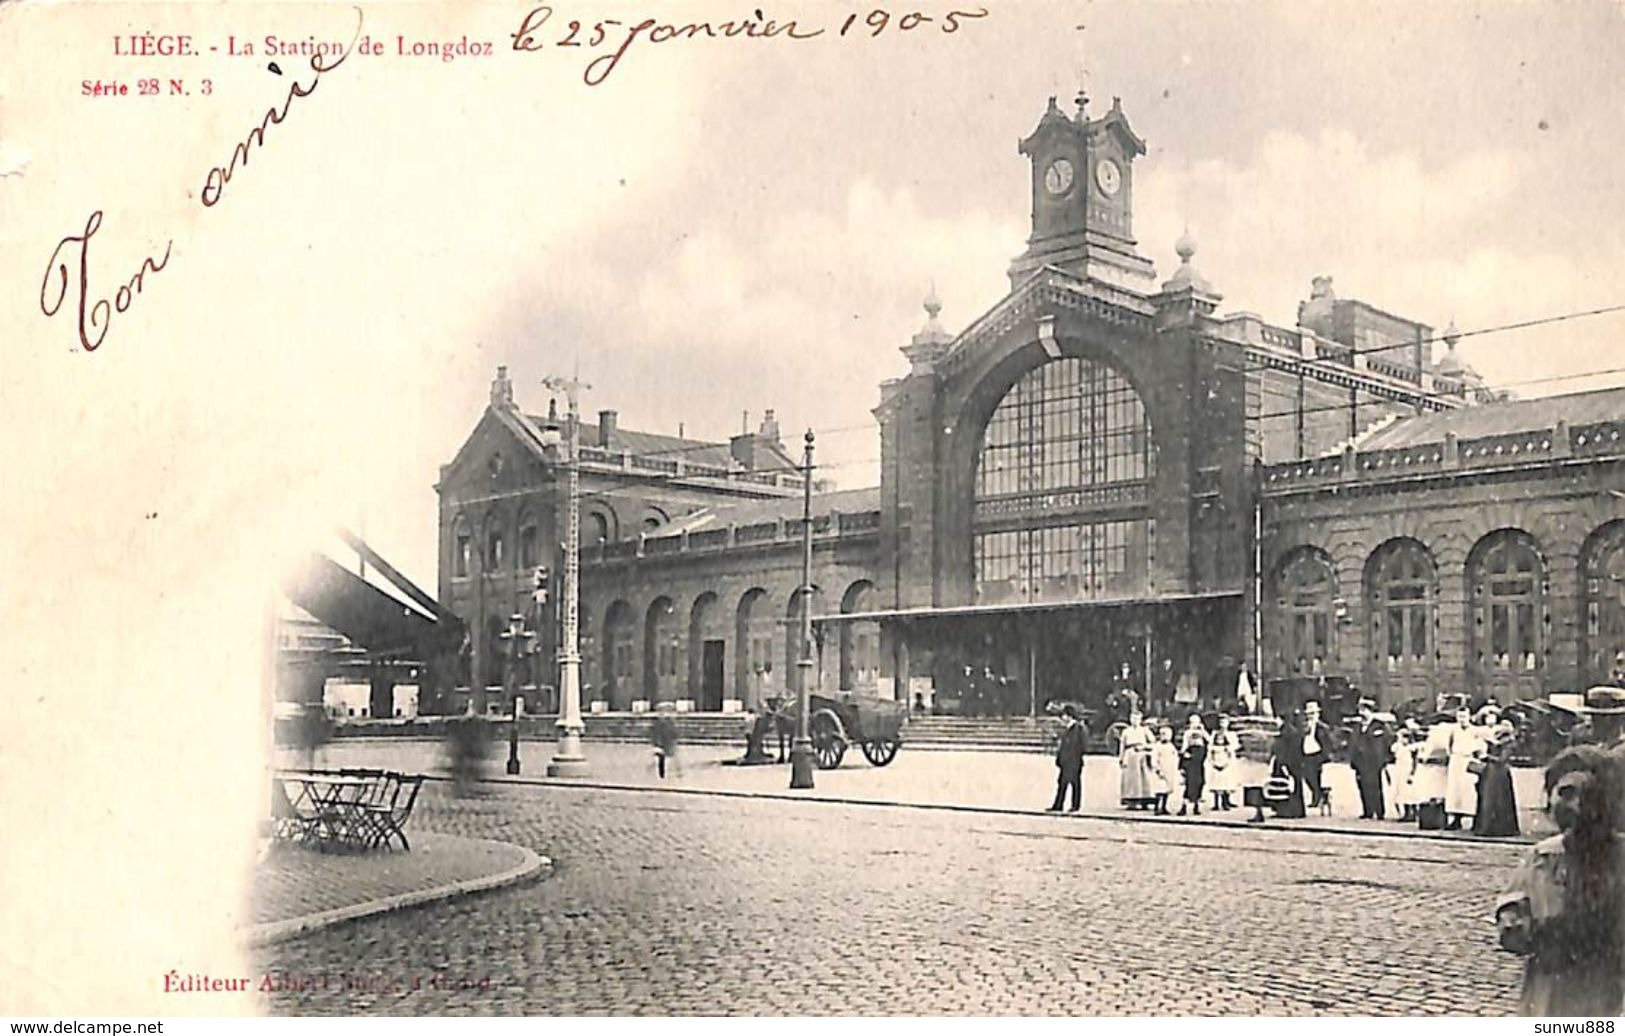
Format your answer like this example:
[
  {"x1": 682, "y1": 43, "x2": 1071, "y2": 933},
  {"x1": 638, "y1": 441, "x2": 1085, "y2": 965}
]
[
  {"x1": 1469, "y1": 530, "x2": 1546, "y2": 674},
  {"x1": 1276, "y1": 549, "x2": 1336, "y2": 676},
  {"x1": 486, "y1": 528, "x2": 505, "y2": 571},
  {"x1": 1367, "y1": 539, "x2": 1436, "y2": 671}
]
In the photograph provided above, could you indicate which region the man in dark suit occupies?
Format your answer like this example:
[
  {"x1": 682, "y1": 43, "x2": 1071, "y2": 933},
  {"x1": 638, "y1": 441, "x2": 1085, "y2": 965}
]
[
  {"x1": 1347, "y1": 697, "x2": 1393, "y2": 819},
  {"x1": 1048, "y1": 705, "x2": 1087, "y2": 813}
]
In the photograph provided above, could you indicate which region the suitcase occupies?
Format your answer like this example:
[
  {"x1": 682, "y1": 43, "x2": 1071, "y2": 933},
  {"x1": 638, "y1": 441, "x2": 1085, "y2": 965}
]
[{"x1": 1417, "y1": 801, "x2": 1446, "y2": 830}]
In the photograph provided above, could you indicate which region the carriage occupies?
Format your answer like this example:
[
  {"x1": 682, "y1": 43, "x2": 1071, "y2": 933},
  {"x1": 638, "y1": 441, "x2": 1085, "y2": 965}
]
[{"x1": 779, "y1": 692, "x2": 908, "y2": 769}]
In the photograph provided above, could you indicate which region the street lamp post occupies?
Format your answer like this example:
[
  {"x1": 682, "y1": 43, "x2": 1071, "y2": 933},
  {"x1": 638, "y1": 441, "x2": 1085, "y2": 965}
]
[
  {"x1": 498, "y1": 612, "x2": 532, "y2": 775},
  {"x1": 789, "y1": 429, "x2": 817, "y2": 790},
  {"x1": 544, "y1": 374, "x2": 592, "y2": 778}
]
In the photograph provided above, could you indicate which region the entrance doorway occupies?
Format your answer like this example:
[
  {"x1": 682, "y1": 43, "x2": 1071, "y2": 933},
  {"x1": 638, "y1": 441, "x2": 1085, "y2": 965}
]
[{"x1": 700, "y1": 640, "x2": 725, "y2": 711}]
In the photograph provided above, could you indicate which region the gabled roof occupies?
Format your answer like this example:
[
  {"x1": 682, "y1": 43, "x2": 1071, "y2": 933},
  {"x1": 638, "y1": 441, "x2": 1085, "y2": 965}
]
[
  {"x1": 664, "y1": 486, "x2": 881, "y2": 535},
  {"x1": 526, "y1": 415, "x2": 749, "y2": 472},
  {"x1": 1357, "y1": 385, "x2": 1625, "y2": 451}
]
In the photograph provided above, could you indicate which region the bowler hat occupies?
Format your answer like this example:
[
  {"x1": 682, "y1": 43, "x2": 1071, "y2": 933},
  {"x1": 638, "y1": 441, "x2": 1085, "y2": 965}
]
[{"x1": 1583, "y1": 686, "x2": 1625, "y2": 716}]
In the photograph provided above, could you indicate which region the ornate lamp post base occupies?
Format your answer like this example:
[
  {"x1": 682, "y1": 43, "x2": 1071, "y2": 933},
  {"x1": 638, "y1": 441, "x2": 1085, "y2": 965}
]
[{"x1": 546, "y1": 728, "x2": 591, "y2": 777}]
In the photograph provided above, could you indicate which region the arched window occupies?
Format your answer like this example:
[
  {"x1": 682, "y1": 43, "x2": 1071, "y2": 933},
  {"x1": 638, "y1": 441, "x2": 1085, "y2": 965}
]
[
  {"x1": 644, "y1": 597, "x2": 678, "y2": 702},
  {"x1": 1582, "y1": 521, "x2": 1625, "y2": 686},
  {"x1": 1368, "y1": 539, "x2": 1436, "y2": 670},
  {"x1": 486, "y1": 526, "x2": 505, "y2": 571},
  {"x1": 587, "y1": 511, "x2": 611, "y2": 546},
  {"x1": 972, "y1": 357, "x2": 1155, "y2": 604},
  {"x1": 839, "y1": 581, "x2": 878, "y2": 693},
  {"x1": 1468, "y1": 530, "x2": 1547, "y2": 692},
  {"x1": 602, "y1": 601, "x2": 634, "y2": 710},
  {"x1": 452, "y1": 518, "x2": 472, "y2": 578},
  {"x1": 518, "y1": 517, "x2": 540, "y2": 570},
  {"x1": 1276, "y1": 549, "x2": 1336, "y2": 676},
  {"x1": 735, "y1": 588, "x2": 773, "y2": 708}
]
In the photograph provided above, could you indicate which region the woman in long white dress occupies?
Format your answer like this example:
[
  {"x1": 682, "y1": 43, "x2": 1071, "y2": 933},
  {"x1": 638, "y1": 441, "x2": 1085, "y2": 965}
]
[
  {"x1": 1412, "y1": 720, "x2": 1453, "y2": 826},
  {"x1": 1444, "y1": 708, "x2": 1482, "y2": 830},
  {"x1": 1118, "y1": 711, "x2": 1155, "y2": 809},
  {"x1": 1207, "y1": 714, "x2": 1242, "y2": 810}
]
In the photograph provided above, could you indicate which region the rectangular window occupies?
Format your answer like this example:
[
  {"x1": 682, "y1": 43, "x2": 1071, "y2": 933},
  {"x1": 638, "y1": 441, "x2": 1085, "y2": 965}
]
[{"x1": 1410, "y1": 608, "x2": 1428, "y2": 660}]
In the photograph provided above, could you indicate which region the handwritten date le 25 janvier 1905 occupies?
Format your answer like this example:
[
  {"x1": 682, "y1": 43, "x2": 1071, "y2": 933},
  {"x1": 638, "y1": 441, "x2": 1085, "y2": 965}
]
[{"x1": 511, "y1": 5, "x2": 990, "y2": 86}]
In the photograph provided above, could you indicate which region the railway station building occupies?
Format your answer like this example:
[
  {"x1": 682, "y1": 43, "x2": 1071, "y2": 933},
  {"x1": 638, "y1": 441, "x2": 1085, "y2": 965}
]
[{"x1": 435, "y1": 94, "x2": 1625, "y2": 717}]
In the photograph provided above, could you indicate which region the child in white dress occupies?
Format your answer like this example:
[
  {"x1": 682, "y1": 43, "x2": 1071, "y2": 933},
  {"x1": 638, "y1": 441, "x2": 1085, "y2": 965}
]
[{"x1": 1150, "y1": 724, "x2": 1180, "y2": 816}]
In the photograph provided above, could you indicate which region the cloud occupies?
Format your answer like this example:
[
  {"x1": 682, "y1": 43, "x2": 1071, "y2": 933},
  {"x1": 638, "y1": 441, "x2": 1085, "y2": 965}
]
[{"x1": 1135, "y1": 127, "x2": 1617, "y2": 387}]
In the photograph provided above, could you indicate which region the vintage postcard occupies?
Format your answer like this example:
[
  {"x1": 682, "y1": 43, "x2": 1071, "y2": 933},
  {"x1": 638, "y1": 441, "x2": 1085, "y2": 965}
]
[{"x1": 3, "y1": 0, "x2": 1623, "y2": 1019}]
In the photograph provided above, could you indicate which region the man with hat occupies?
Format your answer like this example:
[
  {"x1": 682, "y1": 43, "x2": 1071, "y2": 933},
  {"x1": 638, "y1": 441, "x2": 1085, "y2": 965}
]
[
  {"x1": 1048, "y1": 704, "x2": 1088, "y2": 813},
  {"x1": 1347, "y1": 697, "x2": 1393, "y2": 820},
  {"x1": 1583, "y1": 686, "x2": 1625, "y2": 749}
]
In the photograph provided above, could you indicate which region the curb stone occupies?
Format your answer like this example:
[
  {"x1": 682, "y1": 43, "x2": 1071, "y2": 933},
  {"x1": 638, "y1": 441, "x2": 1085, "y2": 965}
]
[
  {"x1": 435, "y1": 772, "x2": 1534, "y2": 852},
  {"x1": 243, "y1": 839, "x2": 551, "y2": 947}
]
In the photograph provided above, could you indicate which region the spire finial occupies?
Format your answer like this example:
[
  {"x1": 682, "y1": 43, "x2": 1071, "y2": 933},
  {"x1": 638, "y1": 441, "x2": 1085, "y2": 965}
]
[
  {"x1": 1443, "y1": 318, "x2": 1460, "y2": 349},
  {"x1": 1175, "y1": 226, "x2": 1196, "y2": 264},
  {"x1": 924, "y1": 281, "x2": 942, "y2": 320}
]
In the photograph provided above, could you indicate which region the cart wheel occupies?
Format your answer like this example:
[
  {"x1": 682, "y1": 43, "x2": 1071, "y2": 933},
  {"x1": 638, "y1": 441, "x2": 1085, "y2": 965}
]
[
  {"x1": 811, "y1": 711, "x2": 847, "y2": 770},
  {"x1": 861, "y1": 739, "x2": 900, "y2": 767}
]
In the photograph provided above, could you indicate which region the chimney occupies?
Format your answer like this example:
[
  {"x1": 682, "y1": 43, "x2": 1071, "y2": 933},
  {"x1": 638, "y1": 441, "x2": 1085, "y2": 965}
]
[
  {"x1": 758, "y1": 408, "x2": 781, "y2": 444},
  {"x1": 730, "y1": 431, "x2": 757, "y2": 470},
  {"x1": 597, "y1": 409, "x2": 617, "y2": 448}
]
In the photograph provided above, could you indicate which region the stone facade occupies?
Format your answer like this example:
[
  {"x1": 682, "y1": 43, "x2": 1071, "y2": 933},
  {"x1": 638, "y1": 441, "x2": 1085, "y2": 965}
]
[{"x1": 435, "y1": 94, "x2": 1625, "y2": 717}]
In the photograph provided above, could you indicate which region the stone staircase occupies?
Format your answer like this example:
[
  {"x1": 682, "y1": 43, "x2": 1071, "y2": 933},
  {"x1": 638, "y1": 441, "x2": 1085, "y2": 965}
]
[
  {"x1": 900, "y1": 715, "x2": 1055, "y2": 752},
  {"x1": 332, "y1": 712, "x2": 1063, "y2": 752}
]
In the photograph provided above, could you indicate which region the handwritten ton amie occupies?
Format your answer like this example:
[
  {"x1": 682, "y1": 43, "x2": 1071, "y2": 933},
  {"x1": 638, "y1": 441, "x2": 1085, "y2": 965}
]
[{"x1": 39, "y1": 15, "x2": 362, "y2": 353}]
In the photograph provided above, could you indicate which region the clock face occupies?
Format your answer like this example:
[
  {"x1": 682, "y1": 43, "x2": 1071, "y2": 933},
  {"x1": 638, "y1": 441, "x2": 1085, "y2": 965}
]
[
  {"x1": 1095, "y1": 159, "x2": 1122, "y2": 197},
  {"x1": 1043, "y1": 158, "x2": 1075, "y2": 196}
]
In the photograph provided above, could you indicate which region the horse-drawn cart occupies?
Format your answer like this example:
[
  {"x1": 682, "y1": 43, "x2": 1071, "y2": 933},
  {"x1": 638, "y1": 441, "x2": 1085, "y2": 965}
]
[{"x1": 787, "y1": 692, "x2": 908, "y2": 769}]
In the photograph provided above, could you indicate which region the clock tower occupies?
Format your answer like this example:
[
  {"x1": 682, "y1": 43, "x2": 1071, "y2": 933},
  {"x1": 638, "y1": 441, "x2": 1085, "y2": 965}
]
[{"x1": 1008, "y1": 93, "x2": 1157, "y2": 293}]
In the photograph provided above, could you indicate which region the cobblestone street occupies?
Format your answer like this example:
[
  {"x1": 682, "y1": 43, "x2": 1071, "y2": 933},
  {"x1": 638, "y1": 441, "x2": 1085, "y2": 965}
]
[{"x1": 255, "y1": 780, "x2": 1529, "y2": 1016}]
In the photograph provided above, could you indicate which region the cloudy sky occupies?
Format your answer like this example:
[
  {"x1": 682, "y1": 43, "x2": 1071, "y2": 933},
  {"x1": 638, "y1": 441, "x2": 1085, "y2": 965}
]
[{"x1": 1, "y1": 0, "x2": 1623, "y2": 1008}]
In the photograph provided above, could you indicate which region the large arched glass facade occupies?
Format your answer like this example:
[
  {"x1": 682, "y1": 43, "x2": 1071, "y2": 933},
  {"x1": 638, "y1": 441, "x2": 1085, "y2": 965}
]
[{"x1": 972, "y1": 357, "x2": 1155, "y2": 604}]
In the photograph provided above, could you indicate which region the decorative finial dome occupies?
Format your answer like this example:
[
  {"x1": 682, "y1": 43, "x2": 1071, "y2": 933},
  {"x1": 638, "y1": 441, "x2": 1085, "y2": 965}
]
[
  {"x1": 1160, "y1": 229, "x2": 1214, "y2": 297},
  {"x1": 910, "y1": 283, "x2": 952, "y2": 349},
  {"x1": 1443, "y1": 319, "x2": 1460, "y2": 348},
  {"x1": 1175, "y1": 228, "x2": 1197, "y2": 263}
]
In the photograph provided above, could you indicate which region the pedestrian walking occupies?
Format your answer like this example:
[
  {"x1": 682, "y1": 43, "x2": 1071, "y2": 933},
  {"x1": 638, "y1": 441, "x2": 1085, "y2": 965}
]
[
  {"x1": 1299, "y1": 700, "x2": 1333, "y2": 810},
  {"x1": 651, "y1": 712, "x2": 680, "y2": 779},
  {"x1": 1348, "y1": 698, "x2": 1392, "y2": 819},
  {"x1": 1150, "y1": 724, "x2": 1179, "y2": 815},
  {"x1": 1118, "y1": 710, "x2": 1155, "y2": 810},
  {"x1": 1207, "y1": 714, "x2": 1241, "y2": 810},
  {"x1": 1048, "y1": 704, "x2": 1087, "y2": 813},
  {"x1": 1444, "y1": 707, "x2": 1480, "y2": 830},
  {"x1": 1495, "y1": 745, "x2": 1624, "y2": 1015},
  {"x1": 1178, "y1": 713, "x2": 1209, "y2": 816}
]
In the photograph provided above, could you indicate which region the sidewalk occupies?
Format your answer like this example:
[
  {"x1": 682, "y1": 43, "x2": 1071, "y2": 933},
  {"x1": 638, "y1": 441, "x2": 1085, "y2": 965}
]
[
  {"x1": 247, "y1": 832, "x2": 548, "y2": 946},
  {"x1": 288, "y1": 738, "x2": 1555, "y2": 844}
]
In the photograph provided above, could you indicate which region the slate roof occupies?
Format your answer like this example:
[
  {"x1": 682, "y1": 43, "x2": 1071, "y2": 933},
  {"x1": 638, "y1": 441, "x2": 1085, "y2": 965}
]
[
  {"x1": 522, "y1": 414, "x2": 796, "y2": 473},
  {"x1": 1358, "y1": 386, "x2": 1625, "y2": 451},
  {"x1": 665, "y1": 486, "x2": 882, "y2": 534}
]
